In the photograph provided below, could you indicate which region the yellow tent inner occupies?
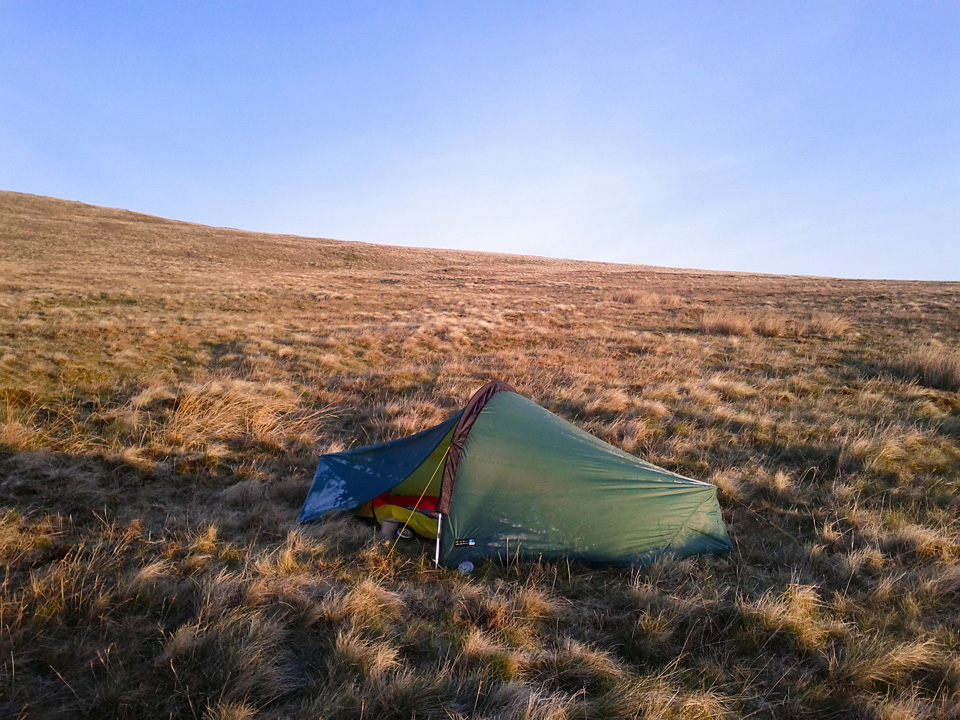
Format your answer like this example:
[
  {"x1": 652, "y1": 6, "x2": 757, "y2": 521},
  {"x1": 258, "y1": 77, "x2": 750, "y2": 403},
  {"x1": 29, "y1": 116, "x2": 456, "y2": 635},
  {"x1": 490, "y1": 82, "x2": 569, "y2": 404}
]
[{"x1": 352, "y1": 424, "x2": 455, "y2": 539}]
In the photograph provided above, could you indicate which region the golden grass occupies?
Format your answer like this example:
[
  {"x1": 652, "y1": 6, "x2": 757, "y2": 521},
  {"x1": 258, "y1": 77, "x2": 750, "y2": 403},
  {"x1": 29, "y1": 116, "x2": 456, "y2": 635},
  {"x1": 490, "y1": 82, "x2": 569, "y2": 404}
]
[
  {"x1": 699, "y1": 308, "x2": 852, "y2": 338},
  {"x1": 893, "y1": 345, "x2": 960, "y2": 391},
  {"x1": 699, "y1": 311, "x2": 755, "y2": 337},
  {"x1": 1, "y1": 191, "x2": 959, "y2": 718}
]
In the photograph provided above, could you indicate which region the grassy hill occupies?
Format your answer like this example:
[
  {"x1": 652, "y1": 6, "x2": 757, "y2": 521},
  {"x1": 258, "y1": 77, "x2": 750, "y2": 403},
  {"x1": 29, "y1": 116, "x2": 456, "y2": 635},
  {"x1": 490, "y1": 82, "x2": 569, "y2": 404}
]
[{"x1": 1, "y1": 190, "x2": 958, "y2": 719}]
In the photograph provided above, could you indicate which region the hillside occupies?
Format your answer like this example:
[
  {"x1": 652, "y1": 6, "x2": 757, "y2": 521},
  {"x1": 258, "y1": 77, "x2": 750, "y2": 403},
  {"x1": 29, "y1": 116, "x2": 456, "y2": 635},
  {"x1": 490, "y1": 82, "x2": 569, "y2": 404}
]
[{"x1": 1, "y1": 190, "x2": 958, "y2": 719}]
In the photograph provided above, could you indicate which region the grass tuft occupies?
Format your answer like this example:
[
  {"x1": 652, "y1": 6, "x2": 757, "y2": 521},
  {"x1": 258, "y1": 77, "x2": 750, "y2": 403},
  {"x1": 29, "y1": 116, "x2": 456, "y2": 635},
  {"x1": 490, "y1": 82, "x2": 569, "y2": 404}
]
[
  {"x1": 891, "y1": 346, "x2": 960, "y2": 391},
  {"x1": 699, "y1": 311, "x2": 754, "y2": 337}
]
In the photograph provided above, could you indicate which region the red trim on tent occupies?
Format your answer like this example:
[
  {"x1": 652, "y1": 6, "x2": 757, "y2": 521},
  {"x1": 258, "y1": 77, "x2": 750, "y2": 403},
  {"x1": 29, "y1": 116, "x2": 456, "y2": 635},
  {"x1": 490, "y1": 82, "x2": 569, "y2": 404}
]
[
  {"x1": 372, "y1": 493, "x2": 438, "y2": 513},
  {"x1": 437, "y1": 380, "x2": 516, "y2": 514}
]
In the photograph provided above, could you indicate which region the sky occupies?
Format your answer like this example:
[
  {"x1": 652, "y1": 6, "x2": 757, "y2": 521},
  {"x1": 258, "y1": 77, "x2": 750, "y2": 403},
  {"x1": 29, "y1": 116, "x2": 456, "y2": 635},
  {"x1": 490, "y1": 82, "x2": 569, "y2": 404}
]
[{"x1": 1, "y1": 2, "x2": 958, "y2": 280}]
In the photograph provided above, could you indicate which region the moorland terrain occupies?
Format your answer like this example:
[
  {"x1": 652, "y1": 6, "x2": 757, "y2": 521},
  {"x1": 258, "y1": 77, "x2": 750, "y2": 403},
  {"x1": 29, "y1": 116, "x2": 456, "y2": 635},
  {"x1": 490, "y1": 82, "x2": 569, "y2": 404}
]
[{"x1": 1, "y1": 190, "x2": 959, "y2": 719}]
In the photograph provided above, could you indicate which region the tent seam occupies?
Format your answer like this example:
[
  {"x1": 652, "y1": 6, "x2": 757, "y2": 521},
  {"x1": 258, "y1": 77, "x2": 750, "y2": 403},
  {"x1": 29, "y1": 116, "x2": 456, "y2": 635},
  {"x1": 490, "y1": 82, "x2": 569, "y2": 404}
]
[
  {"x1": 438, "y1": 380, "x2": 516, "y2": 514},
  {"x1": 659, "y1": 491, "x2": 717, "y2": 556}
]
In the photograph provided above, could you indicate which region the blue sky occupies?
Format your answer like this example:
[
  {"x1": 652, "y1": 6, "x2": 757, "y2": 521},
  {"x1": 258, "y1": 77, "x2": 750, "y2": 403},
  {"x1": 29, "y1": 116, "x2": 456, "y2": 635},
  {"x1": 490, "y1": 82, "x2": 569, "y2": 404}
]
[{"x1": 2, "y1": 2, "x2": 958, "y2": 280}]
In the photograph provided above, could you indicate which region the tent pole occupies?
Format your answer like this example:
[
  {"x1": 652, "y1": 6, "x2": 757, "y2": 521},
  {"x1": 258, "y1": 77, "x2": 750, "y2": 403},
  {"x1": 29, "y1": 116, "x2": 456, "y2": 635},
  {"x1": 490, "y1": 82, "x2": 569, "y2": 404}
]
[{"x1": 434, "y1": 513, "x2": 442, "y2": 566}]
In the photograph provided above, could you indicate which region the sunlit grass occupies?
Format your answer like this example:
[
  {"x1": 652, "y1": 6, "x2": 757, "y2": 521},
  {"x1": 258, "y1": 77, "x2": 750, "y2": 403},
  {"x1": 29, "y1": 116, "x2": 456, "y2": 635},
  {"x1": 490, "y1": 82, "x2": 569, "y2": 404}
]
[{"x1": 1, "y1": 191, "x2": 959, "y2": 718}]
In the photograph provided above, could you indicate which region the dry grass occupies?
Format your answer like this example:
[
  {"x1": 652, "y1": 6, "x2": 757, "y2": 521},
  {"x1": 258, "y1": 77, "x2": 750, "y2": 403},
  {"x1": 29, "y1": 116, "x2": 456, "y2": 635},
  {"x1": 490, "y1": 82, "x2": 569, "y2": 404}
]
[
  {"x1": 804, "y1": 311, "x2": 852, "y2": 338},
  {"x1": 892, "y1": 346, "x2": 960, "y2": 391},
  {"x1": 699, "y1": 308, "x2": 852, "y2": 338},
  {"x1": 753, "y1": 312, "x2": 790, "y2": 338},
  {"x1": 610, "y1": 289, "x2": 665, "y2": 308},
  {"x1": 1, "y1": 191, "x2": 959, "y2": 718},
  {"x1": 699, "y1": 311, "x2": 755, "y2": 337}
]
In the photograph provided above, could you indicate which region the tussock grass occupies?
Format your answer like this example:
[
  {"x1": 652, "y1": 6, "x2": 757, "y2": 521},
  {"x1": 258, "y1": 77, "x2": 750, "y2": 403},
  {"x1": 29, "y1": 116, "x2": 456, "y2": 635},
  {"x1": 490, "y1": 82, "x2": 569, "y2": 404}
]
[
  {"x1": 753, "y1": 311, "x2": 790, "y2": 337},
  {"x1": 739, "y1": 583, "x2": 849, "y2": 652},
  {"x1": 804, "y1": 311, "x2": 852, "y2": 338},
  {"x1": 699, "y1": 308, "x2": 851, "y2": 338},
  {"x1": 831, "y1": 636, "x2": 944, "y2": 691},
  {"x1": 699, "y1": 311, "x2": 755, "y2": 337},
  {"x1": 611, "y1": 289, "x2": 664, "y2": 308},
  {"x1": 1, "y1": 191, "x2": 959, "y2": 718},
  {"x1": 892, "y1": 346, "x2": 960, "y2": 391}
]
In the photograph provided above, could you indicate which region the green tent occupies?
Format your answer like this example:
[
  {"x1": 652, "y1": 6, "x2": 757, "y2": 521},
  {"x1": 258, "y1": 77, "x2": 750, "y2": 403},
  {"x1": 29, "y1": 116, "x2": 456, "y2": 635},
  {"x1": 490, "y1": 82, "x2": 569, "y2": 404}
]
[{"x1": 298, "y1": 381, "x2": 731, "y2": 567}]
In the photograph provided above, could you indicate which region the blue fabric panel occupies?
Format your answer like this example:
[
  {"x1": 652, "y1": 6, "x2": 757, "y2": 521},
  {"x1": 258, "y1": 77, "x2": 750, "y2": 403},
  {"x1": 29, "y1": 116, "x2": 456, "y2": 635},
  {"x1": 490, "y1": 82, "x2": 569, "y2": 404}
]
[{"x1": 297, "y1": 410, "x2": 463, "y2": 524}]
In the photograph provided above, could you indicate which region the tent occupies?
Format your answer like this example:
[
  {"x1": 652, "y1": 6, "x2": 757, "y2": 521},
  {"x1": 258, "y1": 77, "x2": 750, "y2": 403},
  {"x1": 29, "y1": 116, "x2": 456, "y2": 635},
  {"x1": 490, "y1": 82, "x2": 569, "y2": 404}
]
[{"x1": 297, "y1": 381, "x2": 731, "y2": 567}]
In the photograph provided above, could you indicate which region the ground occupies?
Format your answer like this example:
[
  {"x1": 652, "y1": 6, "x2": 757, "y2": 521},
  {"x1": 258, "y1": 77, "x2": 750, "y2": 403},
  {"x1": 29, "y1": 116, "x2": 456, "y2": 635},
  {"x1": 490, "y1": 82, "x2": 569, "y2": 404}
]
[{"x1": 1, "y1": 191, "x2": 959, "y2": 719}]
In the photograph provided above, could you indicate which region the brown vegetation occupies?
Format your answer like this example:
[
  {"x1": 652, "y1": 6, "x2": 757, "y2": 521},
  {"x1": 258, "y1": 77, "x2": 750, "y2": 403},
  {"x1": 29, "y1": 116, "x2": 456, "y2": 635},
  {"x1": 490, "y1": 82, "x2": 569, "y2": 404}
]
[
  {"x1": 1, "y1": 191, "x2": 959, "y2": 718},
  {"x1": 892, "y1": 345, "x2": 960, "y2": 392},
  {"x1": 699, "y1": 309, "x2": 853, "y2": 339}
]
